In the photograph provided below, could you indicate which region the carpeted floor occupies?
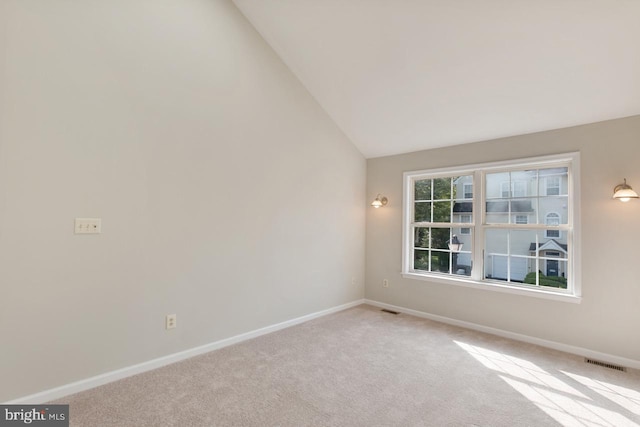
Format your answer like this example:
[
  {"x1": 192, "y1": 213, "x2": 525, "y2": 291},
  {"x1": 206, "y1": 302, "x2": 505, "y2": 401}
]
[{"x1": 53, "y1": 304, "x2": 640, "y2": 426}]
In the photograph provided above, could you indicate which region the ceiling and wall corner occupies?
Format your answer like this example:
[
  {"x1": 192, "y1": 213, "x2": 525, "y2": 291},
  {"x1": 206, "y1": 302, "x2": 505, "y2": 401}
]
[
  {"x1": 233, "y1": 0, "x2": 640, "y2": 158},
  {"x1": 365, "y1": 116, "x2": 640, "y2": 363},
  {"x1": 0, "y1": 0, "x2": 365, "y2": 402},
  {"x1": 2, "y1": 0, "x2": 640, "y2": 404}
]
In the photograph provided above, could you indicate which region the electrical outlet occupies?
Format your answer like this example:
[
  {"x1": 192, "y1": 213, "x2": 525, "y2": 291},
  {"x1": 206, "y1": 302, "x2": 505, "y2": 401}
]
[
  {"x1": 383, "y1": 279, "x2": 389, "y2": 288},
  {"x1": 166, "y1": 314, "x2": 177, "y2": 330}
]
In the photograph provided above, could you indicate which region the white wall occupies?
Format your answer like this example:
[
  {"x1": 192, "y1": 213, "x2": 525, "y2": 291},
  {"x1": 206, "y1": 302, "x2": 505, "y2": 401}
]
[
  {"x1": 0, "y1": 0, "x2": 365, "y2": 402},
  {"x1": 366, "y1": 116, "x2": 640, "y2": 362}
]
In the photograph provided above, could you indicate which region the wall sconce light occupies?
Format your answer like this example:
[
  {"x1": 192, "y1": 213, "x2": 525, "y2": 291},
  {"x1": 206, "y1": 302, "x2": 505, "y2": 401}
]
[
  {"x1": 613, "y1": 179, "x2": 639, "y2": 202},
  {"x1": 448, "y1": 234, "x2": 463, "y2": 252},
  {"x1": 371, "y1": 194, "x2": 388, "y2": 208}
]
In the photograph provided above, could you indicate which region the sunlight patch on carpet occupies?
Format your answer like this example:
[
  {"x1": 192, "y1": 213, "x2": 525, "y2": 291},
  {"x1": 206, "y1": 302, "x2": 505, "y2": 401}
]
[
  {"x1": 454, "y1": 341, "x2": 639, "y2": 427},
  {"x1": 562, "y1": 371, "x2": 640, "y2": 417}
]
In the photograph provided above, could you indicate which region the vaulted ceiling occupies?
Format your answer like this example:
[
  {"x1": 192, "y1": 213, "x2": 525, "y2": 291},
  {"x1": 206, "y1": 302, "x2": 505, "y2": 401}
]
[{"x1": 233, "y1": 0, "x2": 640, "y2": 158}]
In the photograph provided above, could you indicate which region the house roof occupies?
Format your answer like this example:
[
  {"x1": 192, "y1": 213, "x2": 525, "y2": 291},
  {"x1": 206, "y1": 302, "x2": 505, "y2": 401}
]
[{"x1": 529, "y1": 240, "x2": 568, "y2": 253}]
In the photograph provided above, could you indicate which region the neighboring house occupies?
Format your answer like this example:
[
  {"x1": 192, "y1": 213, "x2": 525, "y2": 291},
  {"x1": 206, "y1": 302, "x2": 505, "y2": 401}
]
[{"x1": 452, "y1": 168, "x2": 568, "y2": 282}]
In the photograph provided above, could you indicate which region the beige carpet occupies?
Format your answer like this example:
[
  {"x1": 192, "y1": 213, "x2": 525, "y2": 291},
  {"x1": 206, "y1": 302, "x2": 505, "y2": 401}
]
[{"x1": 54, "y1": 305, "x2": 640, "y2": 426}]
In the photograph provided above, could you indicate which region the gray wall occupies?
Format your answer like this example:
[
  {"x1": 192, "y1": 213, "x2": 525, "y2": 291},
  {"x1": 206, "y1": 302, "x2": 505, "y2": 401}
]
[
  {"x1": 0, "y1": 0, "x2": 365, "y2": 402},
  {"x1": 366, "y1": 115, "x2": 640, "y2": 362}
]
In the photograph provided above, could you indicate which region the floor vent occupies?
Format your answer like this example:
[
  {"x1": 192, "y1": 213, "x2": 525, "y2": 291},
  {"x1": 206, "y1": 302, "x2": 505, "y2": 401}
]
[
  {"x1": 381, "y1": 309, "x2": 400, "y2": 315},
  {"x1": 585, "y1": 358, "x2": 626, "y2": 372}
]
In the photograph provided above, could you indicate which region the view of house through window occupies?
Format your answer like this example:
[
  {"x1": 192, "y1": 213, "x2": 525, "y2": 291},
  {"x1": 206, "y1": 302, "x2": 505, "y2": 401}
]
[
  {"x1": 413, "y1": 176, "x2": 473, "y2": 276},
  {"x1": 403, "y1": 154, "x2": 578, "y2": 296}
]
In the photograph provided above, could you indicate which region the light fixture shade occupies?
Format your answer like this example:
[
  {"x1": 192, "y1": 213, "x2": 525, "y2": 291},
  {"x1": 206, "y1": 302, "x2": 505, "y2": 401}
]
[
  {"x1": 448, "y1": 235, "x2": 463, "y2": 252},
  {"x1": 371, "y1": 194, "x2": 388, "y2": 208},
  {"x1": 613, "y1": 179, "x2": 639, "y2": 202}
]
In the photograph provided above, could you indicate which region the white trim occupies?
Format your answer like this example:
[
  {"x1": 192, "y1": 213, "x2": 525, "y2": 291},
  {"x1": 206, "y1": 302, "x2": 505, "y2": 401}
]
[
  {"x1": 403, "y1": 152, "x2": 580, "y2": 297},
  {"x1": 401, "y1": 272, "x2": 580, "y2": 303},
  {"x1": 403, "y1": 152, "x2": 580, "y2": 179},
  {"x1": 364, "y1": 299, "x2": 640, "y2": 370},
  {"x1": 5, "y1": 299, "x2": 365, "y2": 404}
]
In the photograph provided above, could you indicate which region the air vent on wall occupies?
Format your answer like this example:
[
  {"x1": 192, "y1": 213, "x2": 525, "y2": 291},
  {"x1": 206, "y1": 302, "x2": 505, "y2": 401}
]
[
  {"x1": 381, "y1": 309, "x2": 400, "y2": 315},
  {"x1": 585, "y1": 358, "x2": 626, "y2": 372}
]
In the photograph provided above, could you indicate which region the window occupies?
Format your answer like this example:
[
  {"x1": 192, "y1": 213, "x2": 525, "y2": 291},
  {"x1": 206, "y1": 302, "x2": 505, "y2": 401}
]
[
  {"x1": 546, "y1": 176, "x2": 560, "y2": 196},
  {"x1": 410, "y1": 175, "x2": 473, "y2": 277},
  {"x1": 463, "y1": 183, "x2": 473, "y2": 199},
  {"x1": 545, "y1": 213, "x2": 561, "y2": 238},
  {"x1": 403, "y1": 153, "x2": 580, "y2": 300},
  {"x1": 501, "y1": 181, "x2": 526, "y2": 198},
  {"x1": 460, "y1": 214, "x2": 472, "y2": 235}
]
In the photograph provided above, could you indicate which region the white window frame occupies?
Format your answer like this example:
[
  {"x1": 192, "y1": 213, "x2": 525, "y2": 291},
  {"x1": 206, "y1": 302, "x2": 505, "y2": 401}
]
[
  {"x1": 545, "y1": 212, "x2": 561, "y2": 238},
  {"x1": 463, "y1": 183, "x2": 473, "y2": 199},
  {"x1": 402, "y1": 152, "x2": 581, "y2": 303}
]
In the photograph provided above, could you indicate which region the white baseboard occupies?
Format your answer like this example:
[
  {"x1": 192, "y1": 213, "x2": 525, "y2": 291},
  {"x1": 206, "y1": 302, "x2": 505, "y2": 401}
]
[
  {"x1": 364, "y1": 299, "x2": 640, "y2": 371},
  {"x1": 6, "y1": 299, "x2": 365, "y2": 404}
]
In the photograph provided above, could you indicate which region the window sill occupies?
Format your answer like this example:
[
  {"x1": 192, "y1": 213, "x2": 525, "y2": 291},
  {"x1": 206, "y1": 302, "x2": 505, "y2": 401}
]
[{"x1": 401, "y1": 272, "x2": 582, "y2": 304}]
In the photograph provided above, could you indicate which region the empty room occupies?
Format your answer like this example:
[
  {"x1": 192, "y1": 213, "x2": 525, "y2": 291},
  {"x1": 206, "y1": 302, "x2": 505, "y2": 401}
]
[{"x1": 1, "y1": 1, "x2": 639, "y2": 426}]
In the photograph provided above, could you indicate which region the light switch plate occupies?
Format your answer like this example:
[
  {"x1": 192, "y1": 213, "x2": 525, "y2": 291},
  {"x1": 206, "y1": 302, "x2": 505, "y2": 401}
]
[{"x1": 75, "y1": 218, "x2": 102, "y2": 234}]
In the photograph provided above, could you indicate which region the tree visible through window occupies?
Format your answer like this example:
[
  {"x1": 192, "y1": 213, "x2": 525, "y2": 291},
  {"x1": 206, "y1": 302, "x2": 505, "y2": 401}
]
[
  {"x1": 412, "y1": 175, "x2": 473, "y2": 276},
  {"x1": 403, "y1": 153, "x2": 579, "y2": 297}
]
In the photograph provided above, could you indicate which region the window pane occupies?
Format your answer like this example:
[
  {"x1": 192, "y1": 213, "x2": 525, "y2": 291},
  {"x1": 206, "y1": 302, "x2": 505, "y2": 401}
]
[
  {"x1": 540, "y1": 167, "x2": 568, "y2": 196},
  {"x1": 512, "y1": 170, "x2": 538, "y2": 197},
  {"x1": 453, "y1": 200, "x2": 472, "y2": 222},
  {"x1": 414, "y1": 227, "x2": 430, "y2": 248},
  {"x1": 453, "y1": 175, "x2": 473, "y2": 200},
  {"x1": 457, "y1": 215, "x2": 472, "y2": 235},
  {"x1": 539, "y1": 198, "x2": 568, "y2": 225},
  {"x1": 486, "y1": 172, "x2": 510, "y2": 199},
  {"x1": 510, "y1": 198, "x2": 536, "y2": 223},
  {"x1": 463, "y1": 183, "x2": 473, "y2": 199},
  {"x1": 509, "y1": 230, "x2": 536, "y2": 282},
  {"x1": 535, "y1": 230, "x2": 568, "y2": 260},
  {"x1": 431, "y1": 228, "x2": 450, "y2": 250},
  {"x1": 485, "y1": 229, "x2": 507, "y2": 280},
  {"x1": 430, "y1": 251, "x2": 450, "y2": 273},
  {"x1": 535, "y1": 227, "x2": 569, "y2": 288},
  {"x1": 512, "y1": 181, "x2": 526, "y2": 197},
  {"x1": 485, "y1": 229, "x2": 508, "y2": 254},
  {"x1": 415, "y1": 179, "x2": 432, "y2": 201},
  {"x1": 454, "y1": 252, "x2": 472, "y2": 276},
  {"x1": 485, "y1": 229, "x2": 537, "y2": 282},
  {"x1": 511, "y1": 229, "x2": 537, "y2": 257},
  {"x1": 485, "y1": 200, "x2": 510, "y2": 224},
  {"x1": 541, "y1": 260, "x2": 568, "y2": 289},
  {"x1": 415, "y1": 202, "x2": 431, "y2": 222},
  {"x1": 433, "y1": 178, "x2": 451, "y2": 200},
  {"x1": 414, "y1": 249, "x2": 429, "y2": 271},
  {"x1": 486, "y1": 199, "x2": 537, "y2": 224},
  {"x1": 433, "y1": 201, "x2": 451, "y2": 222}
]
